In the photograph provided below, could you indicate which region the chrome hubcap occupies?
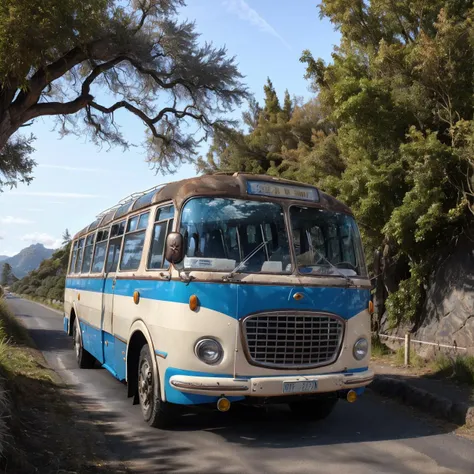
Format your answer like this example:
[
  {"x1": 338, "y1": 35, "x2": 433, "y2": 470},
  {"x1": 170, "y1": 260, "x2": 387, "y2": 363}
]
[{"x1": 138, "y1": 360, "x2": 153, "y2": 410}]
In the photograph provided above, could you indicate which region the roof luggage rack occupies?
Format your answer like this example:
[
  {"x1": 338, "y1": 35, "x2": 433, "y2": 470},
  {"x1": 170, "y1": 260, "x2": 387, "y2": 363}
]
[{"x1": 95, "y1": 182, "x2": 170, "y2": 219}]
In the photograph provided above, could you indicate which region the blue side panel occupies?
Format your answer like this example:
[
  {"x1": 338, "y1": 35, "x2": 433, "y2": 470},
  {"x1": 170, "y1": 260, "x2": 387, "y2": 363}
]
[
  {"x1": 66, "y1": 277, "x2": 370, "y2": 320},
  {"x1": 63, "y1": 316, "x2": 69, "y2": 334},
  {"x1": 79, "y1": 320, "x2": 104, "y2": 363},
  {"x1": 78, "y1": 321, "x2": 126, "y2": 381},
  {"x1": 103, "y1": 332, "x2": 116, "y2": 375},
  {"x1": 164, "y1": 367, "x2": 245, "y2": 405},
  {"x1": 114, "y1": 338, "x2": 127, "y2": 381}
]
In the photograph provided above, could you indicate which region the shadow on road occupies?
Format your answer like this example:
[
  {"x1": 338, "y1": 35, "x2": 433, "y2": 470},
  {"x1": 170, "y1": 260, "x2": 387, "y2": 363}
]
[
  {"x1": 8, "y1": 298, "x2": 471, "y2": 473},
  {"x1": 51, "y1": 389, "x2": 463, "y2": 474},
  {"x1": 28, "y1": 328, "x2": 74, "y2": 351}
]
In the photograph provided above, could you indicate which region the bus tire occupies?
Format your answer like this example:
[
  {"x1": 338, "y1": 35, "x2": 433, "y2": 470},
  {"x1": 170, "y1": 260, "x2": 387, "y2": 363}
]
[
  {"x1": 138, "y1": 344, "x2": 173, "y2": 429},
  {"x1": 73, "y1": 317, "x2": 95, "y2": 369},
  {"x1": 289, "y1": 396, "x2": 338, "y2": 421}
]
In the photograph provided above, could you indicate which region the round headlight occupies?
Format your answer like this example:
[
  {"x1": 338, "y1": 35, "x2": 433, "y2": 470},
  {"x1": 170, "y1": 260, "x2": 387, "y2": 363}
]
[
  {"x1": 353, "y1": 338, "x2": 369, "y2": 360},
  {"x1": 195, "y1": 338, "x2": 223, "y2": 365}
]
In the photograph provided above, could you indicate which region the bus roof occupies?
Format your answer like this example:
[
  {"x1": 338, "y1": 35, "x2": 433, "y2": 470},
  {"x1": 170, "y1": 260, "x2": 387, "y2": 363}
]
[{"x1": 73, "y1": 173, "x2": 352, "y2": 239}]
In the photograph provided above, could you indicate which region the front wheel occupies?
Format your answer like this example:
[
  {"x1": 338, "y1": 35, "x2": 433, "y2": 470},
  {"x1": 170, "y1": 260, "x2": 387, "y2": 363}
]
[
  {"x1": 289, "y1": 396, "x2": 338, "y2": 421},
  {"x1": 138, "y1": 344, "x2": 175, "y2": 428},
  {"x1": 73, "y1": 317, "x2": 95, "y2": 369}
]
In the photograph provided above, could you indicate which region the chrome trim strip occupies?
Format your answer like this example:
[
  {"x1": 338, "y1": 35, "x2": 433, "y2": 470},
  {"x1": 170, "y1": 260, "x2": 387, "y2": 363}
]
[
  {"x1": 343, "y1": 375, "x2": 374, "y2": 385},
  {"x1": 170, "y1": 380, "x2": 249, "y2": 392}
]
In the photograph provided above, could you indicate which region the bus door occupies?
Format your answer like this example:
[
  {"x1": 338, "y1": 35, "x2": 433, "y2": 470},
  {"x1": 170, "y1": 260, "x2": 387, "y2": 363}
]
[{"x1": 101, "y1": 221, "x2": 125, "y2": 373}]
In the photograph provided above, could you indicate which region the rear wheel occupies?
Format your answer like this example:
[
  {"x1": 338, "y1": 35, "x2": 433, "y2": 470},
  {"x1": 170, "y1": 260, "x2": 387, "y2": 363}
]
[
  {"x1": 73, "y1": 317, "x2": 95, "y2": 369},
  {"x1": 138, "y1": 344, "x2": 174, "y2": 428},
  {"x1": 289, "y1": 396, "x2": 338, "y2": 421}
]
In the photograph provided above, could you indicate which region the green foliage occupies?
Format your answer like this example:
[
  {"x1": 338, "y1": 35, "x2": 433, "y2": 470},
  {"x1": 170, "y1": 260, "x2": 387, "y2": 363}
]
[
  {"x1": 202, "y1": 1, "x2": 474, "y2": 326},
  {"x1": 1, "y1": 262, "x2": 16, "y2": 286},
  {"x1": 433, "y1": 353, "x2": 474, "y2": 386},
  {"x1": 0, "y1": 0, "x2": 247, "y2": 189},
  {"x1": 371, "y1": 336, "x2": 392, "y2": 358},
  {"x1": 395, "y1": 346, "x2": 426, "y2": 369},
  {"x1": 10, "y1": 243, "x2": 70, "y2": 303}
]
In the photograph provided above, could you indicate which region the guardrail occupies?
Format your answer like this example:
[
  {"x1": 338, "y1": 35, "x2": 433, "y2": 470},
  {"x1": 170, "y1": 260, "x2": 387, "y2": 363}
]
[{"x1": 377, "y1": 333, "x2": 467, "y2": 366}]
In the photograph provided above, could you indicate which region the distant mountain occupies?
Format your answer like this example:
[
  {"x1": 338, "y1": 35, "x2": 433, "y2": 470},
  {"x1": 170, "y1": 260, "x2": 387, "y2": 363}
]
[
  {"x1": 1, "y1": 244, "x2": 55, "y2": 278},
  {"x1": 0, "y1": 255, "x2": 8, "y2": 262}
]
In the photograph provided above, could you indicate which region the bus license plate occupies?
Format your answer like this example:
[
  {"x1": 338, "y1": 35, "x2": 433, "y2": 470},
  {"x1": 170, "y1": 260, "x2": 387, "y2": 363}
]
[{"x1": 283, "y1": 381, "x2": 317, "y2": 394}]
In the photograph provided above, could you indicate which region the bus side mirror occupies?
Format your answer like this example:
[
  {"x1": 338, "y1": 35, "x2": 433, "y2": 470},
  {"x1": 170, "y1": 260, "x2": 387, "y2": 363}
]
[{"x1": 165, "y1": 232, "x2": 184, "y2": 264}]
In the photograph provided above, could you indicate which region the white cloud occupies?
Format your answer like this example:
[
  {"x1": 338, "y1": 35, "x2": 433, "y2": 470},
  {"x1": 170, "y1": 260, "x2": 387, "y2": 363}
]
[
  {"x1": 224, "y1": 0, "x2": 291, "y2": 49},
  {"x1": 39, "y1": 164, "x2": 105, "y2": 172},
  {"x1": 0, "y1": 216, "x2": 33, "y2": 224},
  {"x1": 10, "y1": 192, "x2": 103, "y2": 199},
  {"x1": 21, "y1": 232, "x2": 62, "y2": 249}
]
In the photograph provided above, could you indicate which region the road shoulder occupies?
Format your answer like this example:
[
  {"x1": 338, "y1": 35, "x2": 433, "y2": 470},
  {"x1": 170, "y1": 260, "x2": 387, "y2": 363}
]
[
  {"x1": 370, "y1": 359, "x2": 474, "y2": 437},
  {"x1": 0, "y1": 298, "x2": 129, "y2": 473}
]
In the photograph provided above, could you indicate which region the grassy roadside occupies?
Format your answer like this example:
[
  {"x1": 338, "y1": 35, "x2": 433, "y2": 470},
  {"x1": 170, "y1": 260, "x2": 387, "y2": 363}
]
[
  {"x1": 0, "y1": 299, "x2": 127, "y2": 473},
  {"x1": 371, "y1": 336, "x2": 474, "y2": 386}
]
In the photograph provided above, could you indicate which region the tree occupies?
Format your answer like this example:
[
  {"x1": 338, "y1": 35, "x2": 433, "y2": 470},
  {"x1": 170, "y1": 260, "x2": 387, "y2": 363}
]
[
  {"x1": 299, "y1": 1, "x2": 474, "y2": 328},
  {"x1": 197, "y1": 80, "x2": 328, "y2": 176},
  {"x1": 62, "y1": 229, "x2": 72, "y2": 247},
  {"x1": 0, "y1": 0, "x2": 247, "y2": 190},
  {"x1": 203, "y1": 1, "x2": 474, "y2": 329},
  {"x1": 1, "y1": 262, "x2": 14, "y2": 286}
]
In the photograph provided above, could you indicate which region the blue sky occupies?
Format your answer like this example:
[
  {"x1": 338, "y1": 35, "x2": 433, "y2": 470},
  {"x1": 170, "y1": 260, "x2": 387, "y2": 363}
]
[{"x1": 0, "y1": 1, "x2": 339, "y2": 257}]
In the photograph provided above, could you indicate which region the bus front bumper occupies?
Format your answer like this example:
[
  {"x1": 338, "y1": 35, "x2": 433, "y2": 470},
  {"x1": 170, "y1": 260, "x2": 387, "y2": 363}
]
[{"x1": 169, "y1": 368, "x2": 374, "y2": 398}]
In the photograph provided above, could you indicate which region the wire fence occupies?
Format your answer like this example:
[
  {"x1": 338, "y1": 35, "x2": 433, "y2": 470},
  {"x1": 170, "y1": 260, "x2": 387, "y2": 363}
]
[
  {"x1": 376, "y1": 332, "x2": 469, "y2": 366},
  {"x1": 377, "y1": 333, "x2": 467, "y2": 351}
]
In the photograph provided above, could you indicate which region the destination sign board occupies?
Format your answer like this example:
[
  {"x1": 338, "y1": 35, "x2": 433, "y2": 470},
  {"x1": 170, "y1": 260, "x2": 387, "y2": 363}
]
[{"x1": 246, "y1": 180, "x2": 319, "y2": 202}]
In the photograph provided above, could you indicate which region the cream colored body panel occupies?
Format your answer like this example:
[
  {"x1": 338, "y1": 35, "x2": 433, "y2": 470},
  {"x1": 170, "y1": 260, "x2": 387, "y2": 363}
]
[{"x1": 65, "y1": 283, "x2": 371, "y2": 401}]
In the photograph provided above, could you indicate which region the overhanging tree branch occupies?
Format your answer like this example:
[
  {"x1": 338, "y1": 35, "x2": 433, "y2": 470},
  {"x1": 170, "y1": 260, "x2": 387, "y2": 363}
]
[{"x1": 22, "y1": 94, "x2": 94, "y2": 122}]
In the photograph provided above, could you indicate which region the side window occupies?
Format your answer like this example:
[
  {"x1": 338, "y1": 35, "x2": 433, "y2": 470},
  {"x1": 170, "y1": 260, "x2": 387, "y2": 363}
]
[
  {"x1": 120, "y1": 212, "x2": 150, "y2": 271},
  {"x1": 74, "y1": 238, "x2": 85, "y2": 273},
  {"x1": 104, "y1": 220, "x2": 125, "y2": 273},
  {"x1": 81, "y1": 233, "x2": 96, "y2": 273},
  {"x1": 91, "y1": 228, "x2": 109, "y2": 273},
  {"x1": 69, "y1": 240, "x2": 78, "y2": 274},
  {"x1": 106, "y1": 238, "x2": 122, "y2": 273},
  {"x1": 148, "y1": 205, "x2": 175, "y2": 269},
  {"x1": 110, "y1": 220, "x2": 125, "y2": 238}
]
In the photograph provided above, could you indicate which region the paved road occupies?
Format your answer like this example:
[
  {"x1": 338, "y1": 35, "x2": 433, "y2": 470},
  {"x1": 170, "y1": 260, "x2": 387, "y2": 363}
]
[{"x1": 7, "y1": 296, "x2": 474, "y2": 473}]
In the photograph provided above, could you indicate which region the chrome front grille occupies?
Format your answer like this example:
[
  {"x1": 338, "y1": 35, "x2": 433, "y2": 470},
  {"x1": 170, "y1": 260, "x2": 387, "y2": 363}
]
[{"x1": 242, "y1": 312, "x2": 344, "y2": 369}]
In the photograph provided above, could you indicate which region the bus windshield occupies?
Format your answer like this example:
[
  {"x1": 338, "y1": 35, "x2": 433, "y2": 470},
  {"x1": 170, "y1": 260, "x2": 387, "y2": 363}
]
[
  {"x1": 180, "y1": 197, "x2": 291, "y2": 273},
  {"x1": 290, "y1": 206, "x2": 366, "y2": 277}
]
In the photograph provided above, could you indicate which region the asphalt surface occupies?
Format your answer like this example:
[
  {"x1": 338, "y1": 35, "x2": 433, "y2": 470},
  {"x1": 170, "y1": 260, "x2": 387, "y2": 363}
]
[{"x1": 7, "y1": 296, "x2": 474, "y2": 474}]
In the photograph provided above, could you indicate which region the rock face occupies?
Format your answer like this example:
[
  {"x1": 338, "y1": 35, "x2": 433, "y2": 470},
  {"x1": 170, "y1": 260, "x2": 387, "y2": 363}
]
[
  {"x1": 1, "y1": 244, "x2": 54, "y2": 278},
  {"x1": 416, "y1": 237, "x2": 474, "y2": 354}
]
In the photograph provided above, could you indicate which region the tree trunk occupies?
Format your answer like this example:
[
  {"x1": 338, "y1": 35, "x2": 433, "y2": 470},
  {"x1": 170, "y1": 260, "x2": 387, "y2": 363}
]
[{"x1": 0, "y1": 110, "x2": 18, "y2": 151}]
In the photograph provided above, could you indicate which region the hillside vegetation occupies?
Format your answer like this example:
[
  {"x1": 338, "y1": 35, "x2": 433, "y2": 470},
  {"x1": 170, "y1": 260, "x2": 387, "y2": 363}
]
[
  {"x1": 199, "y1": 1, "x2": 474, "y2": 330},
  {"x1": 10, "y1": 244, "x2": 70, "y2": 303}
]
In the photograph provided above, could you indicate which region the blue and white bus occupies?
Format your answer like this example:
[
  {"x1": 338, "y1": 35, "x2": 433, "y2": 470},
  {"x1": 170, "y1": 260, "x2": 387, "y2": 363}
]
[{"x1": 64, "y1": 173, "x2": 373, "y2": 427}]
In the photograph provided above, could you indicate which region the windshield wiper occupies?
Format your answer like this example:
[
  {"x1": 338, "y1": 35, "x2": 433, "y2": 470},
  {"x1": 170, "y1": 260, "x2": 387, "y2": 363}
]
[
  {"x1": 222, "y1": 239, "x2": 270, "y2": 281},
  {"x1": 304, "y1": 230, "x2": 356, "y2": 286}
]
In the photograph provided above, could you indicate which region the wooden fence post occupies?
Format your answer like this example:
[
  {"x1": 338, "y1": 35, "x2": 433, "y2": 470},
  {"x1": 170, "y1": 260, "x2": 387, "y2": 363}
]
[{"x1": 404, "y1": 333, "x2": 411, "y2": 367}]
